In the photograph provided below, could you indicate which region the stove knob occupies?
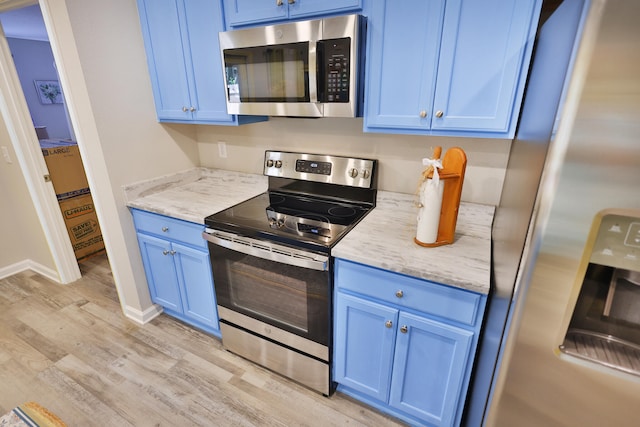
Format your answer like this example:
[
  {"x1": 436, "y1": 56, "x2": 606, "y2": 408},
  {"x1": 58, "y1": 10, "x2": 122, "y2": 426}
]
[
  {"x1": 361, "y1": 169, "x2": 370, "y2": 179},
  {"x1": 275, "y1": 160, "x2": 283, "y2": 168},
  {"x1": 277, "y1": 218, "x2": 285, "y2": 228},
  {"x1": 348, "y1": 168, "x2": 358, "y2": 178},
  {"x1": 266, "y1": 159, "x2": 274, "y2": 167}
]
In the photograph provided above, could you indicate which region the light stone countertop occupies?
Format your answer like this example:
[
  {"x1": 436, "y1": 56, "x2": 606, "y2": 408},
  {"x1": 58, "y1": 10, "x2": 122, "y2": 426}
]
[
  {"x1": 124, "y1": 169, "x2": 493, "y2": 294},
  {"x1": 333, "y1": 191, "x2": 494, "y2": 294},
  {"x1": 123, "y1": 167, "x2": 268, "y2": 224}
]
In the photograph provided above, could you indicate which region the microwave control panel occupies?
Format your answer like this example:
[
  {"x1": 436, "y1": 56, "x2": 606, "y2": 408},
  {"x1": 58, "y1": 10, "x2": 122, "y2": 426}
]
[{"x1": 318, "y1": 37, "x2": 350, "y2": 103}]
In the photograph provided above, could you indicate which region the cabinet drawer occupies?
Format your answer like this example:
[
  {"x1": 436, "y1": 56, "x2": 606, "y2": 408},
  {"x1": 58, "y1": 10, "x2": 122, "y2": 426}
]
[
  {"x1": 335, "y1": 259, "x2": 483, "y2": 326},
  {"x1": 131, "y1": 209, "x2": 206, "y2": 249}
]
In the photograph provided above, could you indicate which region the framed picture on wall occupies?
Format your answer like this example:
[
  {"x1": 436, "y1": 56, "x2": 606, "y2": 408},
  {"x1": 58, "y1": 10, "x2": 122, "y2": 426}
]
[{"x1": 34, "y1": 80, "x2": 63, "y2": 104}]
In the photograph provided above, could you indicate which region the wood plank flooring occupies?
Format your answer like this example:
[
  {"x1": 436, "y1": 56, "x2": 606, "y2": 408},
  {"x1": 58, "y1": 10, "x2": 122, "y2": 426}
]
[{"x1": 0, "y1": 254, "x2": 405, "y2": 426}]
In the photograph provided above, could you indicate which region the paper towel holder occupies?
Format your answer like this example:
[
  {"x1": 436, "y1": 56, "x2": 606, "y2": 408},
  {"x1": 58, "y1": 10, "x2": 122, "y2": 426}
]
[{"x1": 414, "y1": 147, "x2": 467, "y2": 247}]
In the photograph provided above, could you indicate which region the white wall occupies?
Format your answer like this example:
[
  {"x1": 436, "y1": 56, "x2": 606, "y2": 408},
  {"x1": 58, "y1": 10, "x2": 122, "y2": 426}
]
[
  {"x1": 56, "y1": 0, "x2": 200, "y2": 316},
  {"x1": 0, "y1": 115, "x2": 54, "y2": 277},
  {"x1": 197, "y1": 118, "x2": 510, "y2": 206}
]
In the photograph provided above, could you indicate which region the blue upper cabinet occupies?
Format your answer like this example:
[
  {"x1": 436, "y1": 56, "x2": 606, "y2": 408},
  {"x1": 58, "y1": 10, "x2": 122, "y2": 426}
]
[
  {"x1": 364, "y1": 0, "x2": 543, "y2": 138},
  {"x1": 363, "y1": 0, "x2": 445, "y2": 132},
  {"x1": 223, "y1": 0, "x2": 363, "y2": 27},
  {"x1": 137, "y1": 0, "x2": 266, "y2": 125}
]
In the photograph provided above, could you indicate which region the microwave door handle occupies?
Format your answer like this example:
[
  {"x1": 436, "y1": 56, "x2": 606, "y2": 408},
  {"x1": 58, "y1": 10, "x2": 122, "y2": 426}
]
[
  {"x1": 309, "y1": 42, "x2": 319, "y2": 103},
  {"x1": 203, "y1": 231, "x2": 328, "y2": 271}
]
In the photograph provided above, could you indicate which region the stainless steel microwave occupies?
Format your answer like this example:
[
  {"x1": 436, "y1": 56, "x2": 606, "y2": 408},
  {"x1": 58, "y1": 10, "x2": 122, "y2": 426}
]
[{"x1": 218, "y1": 15, "x2": 365, "y2": 118}]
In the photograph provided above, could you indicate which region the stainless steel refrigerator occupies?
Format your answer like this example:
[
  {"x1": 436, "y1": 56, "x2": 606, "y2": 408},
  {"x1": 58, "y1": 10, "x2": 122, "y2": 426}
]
[{"x1": 464, "y1": 1, "x2": 640, "y2": 425}]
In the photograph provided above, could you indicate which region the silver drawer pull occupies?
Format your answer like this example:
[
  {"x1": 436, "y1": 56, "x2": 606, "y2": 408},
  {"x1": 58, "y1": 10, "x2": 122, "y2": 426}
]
[
  {"x1": 395, "y1": 290, "x2": 404, "y2": 298},
  {"x1": 162, "y1": 226, "x2": 169, "y2": 232},
  {"x1": 385, "y1": 320, "x2": 393, "y2": 328},
  {"x1": 400, "y1": 325, "x2": 408, "y2": 334}
]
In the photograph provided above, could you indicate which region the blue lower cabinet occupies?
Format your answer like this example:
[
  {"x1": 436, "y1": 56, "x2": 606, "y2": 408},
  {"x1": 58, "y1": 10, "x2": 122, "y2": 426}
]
[
  {"x1": 137, "y1": 233, "x2": 182, "y2": 313},
  {"x1": 389, "y1": 312, "x2": 473, "y2": 426},
  {"x1": 132, "y1": 209, "x2": 220, "y2": 337},
  {"x1": 334, "y1": 293, "x2": 398, "y2": 401},
  {"x1": 333, "y1": 259, "x2": 486, "y2": 427},
  {"x1": 172, "y1": 242, "x2": 218, "y2": 329}
]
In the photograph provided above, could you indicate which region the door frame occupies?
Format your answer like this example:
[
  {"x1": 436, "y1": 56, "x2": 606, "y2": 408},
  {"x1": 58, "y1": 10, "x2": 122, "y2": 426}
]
[{"x1": 0, "y1": 0, "x2": 79, "y2": 283}]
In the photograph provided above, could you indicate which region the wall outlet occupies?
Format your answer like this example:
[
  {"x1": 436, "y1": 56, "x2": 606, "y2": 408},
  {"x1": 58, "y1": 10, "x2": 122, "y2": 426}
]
[
  {"x1": 1, "y1": 146, "x2": 12, "y2": 164},
  {"x1": 218, "y1": 141, "x2": 227, "y2": 158}
]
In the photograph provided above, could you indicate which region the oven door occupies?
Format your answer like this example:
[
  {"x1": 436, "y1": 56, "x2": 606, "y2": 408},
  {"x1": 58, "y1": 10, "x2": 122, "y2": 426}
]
[{"x1": 203, "y1": 230, "x2": 330, "y2": 346}]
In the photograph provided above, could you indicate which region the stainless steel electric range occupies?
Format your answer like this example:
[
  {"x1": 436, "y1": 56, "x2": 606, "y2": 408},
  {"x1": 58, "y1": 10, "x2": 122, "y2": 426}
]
[{"x1": 203, "y1": 151, "x2": 376, "y2": 395}]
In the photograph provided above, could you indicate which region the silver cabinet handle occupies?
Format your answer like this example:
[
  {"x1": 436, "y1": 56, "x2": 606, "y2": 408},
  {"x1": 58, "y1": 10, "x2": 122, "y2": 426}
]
[
  {"x1": 395, "y1": 290, "x2": 404, "y2": 298},
  {"x1": 161, "y1": 227, "x2": 169, "y2": 232},
  {"x1": 435, "y1": 110, "x2": 444, "y2": 118},
  {"x1": 276, "y1": 0, "x2": 283, "y2": 5},
  {"x1": 189, "y1": 106, "x2": 196, "y2": 112},
  {"x1": 162, "y1": 250, "x2": 169, "y2": 255},
  {"x1": 385, "y1": 320, "x2": 393, "y2": 328},
  {"x1": 419, "y1": 110, "x2": 427, "y2": 118},
  {"x1": 182, "y1": 106, "x2": 188, "y2": 112},
  {"x1": 400, "y1": 325, "x2": 408, "y2": 334},
  {"x1": 288, "y1": 0, "x2": 295, "y2": 3},
  {"x1": 170, "y1": 250, "x2": 176, "y2": 255}
]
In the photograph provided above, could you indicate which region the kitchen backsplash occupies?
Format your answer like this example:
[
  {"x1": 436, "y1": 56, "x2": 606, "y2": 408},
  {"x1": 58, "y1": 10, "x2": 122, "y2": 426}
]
[{"x1": 195, "y1": 117, "x2": 510, "y2": 206}]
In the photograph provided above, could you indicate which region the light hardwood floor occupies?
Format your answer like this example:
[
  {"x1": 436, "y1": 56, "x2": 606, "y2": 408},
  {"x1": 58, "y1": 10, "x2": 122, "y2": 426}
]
[{"x1": 0, "y1": 254, "x2": 405, "y2": 426}]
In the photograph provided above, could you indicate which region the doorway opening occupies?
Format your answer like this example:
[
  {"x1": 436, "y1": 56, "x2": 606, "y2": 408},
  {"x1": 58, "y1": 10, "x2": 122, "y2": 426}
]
[{"x1": 0, "y1": 4, "x2": 105, "y2": 266}]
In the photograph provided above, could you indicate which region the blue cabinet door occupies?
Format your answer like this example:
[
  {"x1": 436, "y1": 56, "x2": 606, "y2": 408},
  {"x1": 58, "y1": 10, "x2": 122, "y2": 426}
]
[
  {"x1": 288, "y1": 0, "x2": 362, "y2": 20},
  {"x1": 173, "y1": 242, "x2": 219, "y2": 330},
  {"x1": 137, "y1": 0, "x2": 192, "y2": 121},
  {"x1": 223, "y1": 0, "x2": 362, "y2": 27},
  {"x1": 431, "y1": 0, "x2": 542, "y2": 135},
  {"x1": 182, "y1": 0, "x2": 236, "y2": 124},
  {"x1": 389, "y1": 312, "x2": 473, "y2": 427},
  {"x1": 364, "y1": 0, "x2": 541, "y2": 138},
  {"x1": 137, "y1": 233, "x2": 182, "y2": 312},
  {"x1": 138, "y1": 0, "x2": 260, "y2": 125},
  {"x1": 334, "y1": 292, "x2": 398, "y2": 402},
  {"x1": 363, "y1": 0, "x2": 445, "y2": 131},
  {"x1": 223, "y1": 0, "x2": 287, "y2": 26}
]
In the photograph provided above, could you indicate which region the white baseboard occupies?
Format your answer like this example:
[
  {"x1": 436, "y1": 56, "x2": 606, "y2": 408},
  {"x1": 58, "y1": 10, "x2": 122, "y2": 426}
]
[
  {"x1": 123, "y1": 303, "x2": 163, "y2": 325},
  {"x1": 0, "y1": 259, "x2": 60, "y2": 282}
]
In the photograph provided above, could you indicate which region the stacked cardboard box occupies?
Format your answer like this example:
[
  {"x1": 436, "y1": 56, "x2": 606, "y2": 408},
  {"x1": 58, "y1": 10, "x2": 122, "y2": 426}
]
[{"x1": 40, "y1": 140, "x2": 105, "y2": 260}]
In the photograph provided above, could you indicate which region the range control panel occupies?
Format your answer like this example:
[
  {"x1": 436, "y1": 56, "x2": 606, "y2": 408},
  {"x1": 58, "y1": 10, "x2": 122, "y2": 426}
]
[{"x1": 263, "y1": 150, "x2": 375, "y2": 189}]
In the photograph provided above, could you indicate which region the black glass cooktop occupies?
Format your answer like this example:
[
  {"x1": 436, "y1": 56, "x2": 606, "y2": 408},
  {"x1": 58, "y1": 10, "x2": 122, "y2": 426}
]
[{"x1": 205, "y1": 190, "x2": 372, "y2": 250}]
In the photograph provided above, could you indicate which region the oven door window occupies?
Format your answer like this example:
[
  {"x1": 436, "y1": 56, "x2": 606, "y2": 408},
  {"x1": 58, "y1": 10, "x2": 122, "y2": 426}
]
[
  {"x1": 210, "y1": 244, "x2": 329, "y2": 345},
  {"x1": 224, "y1": 42, "x2": 310, "y2": 103}
]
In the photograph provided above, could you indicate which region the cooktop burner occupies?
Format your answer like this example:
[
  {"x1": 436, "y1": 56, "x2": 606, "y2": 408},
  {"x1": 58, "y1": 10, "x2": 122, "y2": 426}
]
[
  {"x1": 205, "y1": 151, "x2": 377, "y2": 252},
  {"x1": 205, "y1": 191, "x2": 371, "y2": 249}
]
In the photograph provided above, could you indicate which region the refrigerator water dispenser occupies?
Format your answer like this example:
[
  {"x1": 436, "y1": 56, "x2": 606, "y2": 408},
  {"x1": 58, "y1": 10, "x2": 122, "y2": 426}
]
[{"x1": 560, "y1": 209, "x2": 640, "y2": 376}]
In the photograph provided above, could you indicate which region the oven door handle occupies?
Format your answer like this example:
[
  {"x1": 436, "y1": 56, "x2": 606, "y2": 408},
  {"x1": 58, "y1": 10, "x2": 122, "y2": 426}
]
[{"x1": 202, "y1": 231, "x2": 329, "y2": 271}]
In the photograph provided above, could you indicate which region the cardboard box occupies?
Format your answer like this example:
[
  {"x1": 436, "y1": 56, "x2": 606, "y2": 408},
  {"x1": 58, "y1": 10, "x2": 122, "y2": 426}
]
[
  {"x1": 40, "y1": 140, "x2": 90, "y2": 200},
  {"x1": 58, "y1": 194, "x2": 105, "y2": 261}
]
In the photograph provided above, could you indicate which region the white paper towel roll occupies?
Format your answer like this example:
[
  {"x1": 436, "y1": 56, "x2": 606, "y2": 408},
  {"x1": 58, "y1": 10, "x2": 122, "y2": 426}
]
[{"x1": 416, "y1": 178, "x2": 444, "y2": 244}]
